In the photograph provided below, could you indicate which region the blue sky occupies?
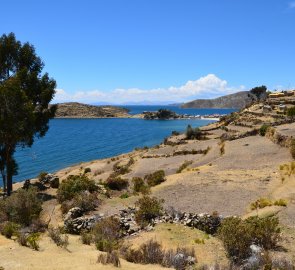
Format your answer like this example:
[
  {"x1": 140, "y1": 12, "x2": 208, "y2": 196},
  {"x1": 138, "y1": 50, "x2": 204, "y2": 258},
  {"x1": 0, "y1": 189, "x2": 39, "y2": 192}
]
[{"x1": 1, "y1": 0, "x2": 295, "y2": 104}]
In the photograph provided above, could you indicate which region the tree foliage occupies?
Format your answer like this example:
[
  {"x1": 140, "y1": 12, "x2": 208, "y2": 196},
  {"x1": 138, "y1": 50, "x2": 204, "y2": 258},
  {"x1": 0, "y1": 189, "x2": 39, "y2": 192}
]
[{"x1": 0, "y1": 33, "x2": 56, "y2": 195}]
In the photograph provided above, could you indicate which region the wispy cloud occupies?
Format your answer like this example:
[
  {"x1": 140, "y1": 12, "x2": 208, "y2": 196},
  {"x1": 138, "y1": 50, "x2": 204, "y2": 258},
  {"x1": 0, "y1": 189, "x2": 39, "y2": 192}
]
[
  {"x1": 289, "y1": 1, "x2": 295, "y2": 8},
  {"x1": 53, "y1": 74, "x2": 246, "y2": 105}
]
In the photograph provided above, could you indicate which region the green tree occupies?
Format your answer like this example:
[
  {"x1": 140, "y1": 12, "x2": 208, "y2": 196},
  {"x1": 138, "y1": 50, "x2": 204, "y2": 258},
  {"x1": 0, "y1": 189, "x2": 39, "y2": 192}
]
[{"x1": 0, "y1": 33, "x2": 56, "y2": 195}]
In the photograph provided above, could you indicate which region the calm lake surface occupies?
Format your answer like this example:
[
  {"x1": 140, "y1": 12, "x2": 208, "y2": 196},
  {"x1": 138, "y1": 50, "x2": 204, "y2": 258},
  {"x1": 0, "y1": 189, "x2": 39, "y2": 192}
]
[{"x1": 12, "y1": 107, "x2": 236, "y2": 183}]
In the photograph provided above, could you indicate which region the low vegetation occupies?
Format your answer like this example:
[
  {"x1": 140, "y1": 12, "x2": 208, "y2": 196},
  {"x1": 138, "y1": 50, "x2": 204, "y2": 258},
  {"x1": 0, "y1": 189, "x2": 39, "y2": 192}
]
[
  {"x1": 259, "y1": 124, "x2": 270, "y2": 136},
  {"x1": 144, "y1": 170, "x2": 166, "y2": 187},
  {"x1": 290, "y1": 139, "x2": 295, "y2": 159},
  {"x1": 121, "y1": 239, "x2": 196, "y2": 269},
  {"x1": 132, "y1": 177, "x2": 150, "y2": 194},
  {"x1": 135, "y1": 196, "x2": 164, "y2": 227},
  {"x1": 60, "y1": 191, "x2": 100, "y2": 214},
  {"x1": 0, "y1": 187, "x2": 42, "y2": 226},
  {"x1": 218, "y1": 216, "x2": 280, "y2": 263},
  {"x1": 97, "y1": 251, "x2": 121, "y2": 267},
  {"x1": 176, "y1": 160, "x2": 193, "y2": 173},
  {"x1": 287, "y1": 106, "x2": 295, "y2": 117},
  {"x1": 250, "y1": 197, "x2": 287, "y2": 210},
  {"x1": 185, "y1": 125, "x2": 206, "y2": 140},
  {"x1": 105, "y1": 176, "x2": 129, "y2": 190},
  {"x1": 92, "y1": 217, "x2": 122, "y2": 252},
  {"x1": 48, "y1": 227, "x2": 69, "y2": 249},
  {"x1": 57, "y1": 175, "x2": 98, "y2": 203}
]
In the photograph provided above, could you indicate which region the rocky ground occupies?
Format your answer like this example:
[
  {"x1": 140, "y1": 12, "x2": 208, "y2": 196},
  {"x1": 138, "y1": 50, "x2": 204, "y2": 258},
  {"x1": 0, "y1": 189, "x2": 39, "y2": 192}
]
[{"x1": 1, "y1": 98, "x2": 295, "y2": 269}]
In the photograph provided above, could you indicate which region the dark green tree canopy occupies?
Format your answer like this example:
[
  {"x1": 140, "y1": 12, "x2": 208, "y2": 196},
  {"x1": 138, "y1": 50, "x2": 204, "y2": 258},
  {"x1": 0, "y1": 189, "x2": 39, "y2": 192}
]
[{"x1": 0, "y1": 33, "x2": 56, "y2": 195}]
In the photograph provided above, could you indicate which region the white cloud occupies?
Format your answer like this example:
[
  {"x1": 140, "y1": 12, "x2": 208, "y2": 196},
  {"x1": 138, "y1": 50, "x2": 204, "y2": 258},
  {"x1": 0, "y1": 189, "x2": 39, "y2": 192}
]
[
  {"x1": 289, "y1": 1, "x2": 295, "y2": 8},
  {"x1": 53, "y1": 74, "x2": 245, "y2": 104}
]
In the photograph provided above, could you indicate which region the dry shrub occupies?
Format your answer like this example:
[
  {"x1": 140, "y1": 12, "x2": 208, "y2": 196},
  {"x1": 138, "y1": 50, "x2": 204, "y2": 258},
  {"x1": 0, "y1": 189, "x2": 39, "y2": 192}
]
[
  {"x1": 48, "y1": 227, "x2": 69, "y2": 249},
  {"x1": 60, "y1": 191, "x2": 100, "y2": 214},
  {"x1": 132, "y1": 177, "x2": 150, "y2": 194},
  {"x1": 105, "y1": 176, "x2": 129, "y2": 191},
  {"x1": 0, "y1": 187, "x2": 42, "y2": 226},
  {"x1": 135, "y1": 196, "x2": 164, "y2": 227},
  {"x1": 144, "y1": 170, "x2": 166, "y2": 187},
  {"x1": 291, "y1": 139, "x2": 295, "y2": 159},
  {"x1": 0, "y1": 221, "x2": 20, "y2": 238},
  {"x1": 57, "y1": 174, "x2": 98, "y2": 203},
  {"x1": 218, "y1": 216, "x2": 281, "y2": 263},
  {"x1": 92, "y1": 216, "x2": 121, "y2": 252},
  {"x1": 97, "y1": 251, "x2": 121, "y2": 267},
  {"x1": 176, "y1": 161, "x2": 193, "y2": 173},
  {"x1": 121, "y1": 240, "x2": 196, "y2": 269},
  {"x1": 80, "y1": 230, "x2": 92, "y2": 245},
  {"x1": 17, "y1": 232, "x2": 40, "y2": 250}
]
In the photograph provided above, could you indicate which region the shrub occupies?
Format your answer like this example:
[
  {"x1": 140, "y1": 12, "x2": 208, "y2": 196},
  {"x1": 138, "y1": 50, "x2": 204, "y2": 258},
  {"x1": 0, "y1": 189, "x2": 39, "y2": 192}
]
[
  {"x1": 218, "y1": 216, "x2": 281, "y2": 263},
  {"x1": 287, "y1": 106, "x2": 295, "y2": 117},
  {"x1": 97, "y1": 251, "x2": 121, "y2": 267},
  {"x1": 218, "y1": 217, "x2": 253, "y2": 263},
  {"x1": 172, "y1": 130, "x2": 180, "y2": 136},
  {"x1": 0, "y1": 221, "x2": 20, "y2": 238},
  {"x1": 92, "y1": 217, "x2": 121, "y2": 252},
  {"x1": 57, "y1": 175, "x2": 98, "y2": 203},
  {"x1": 250, "y1": 198, "x2": 273, "y2": 210},
  {"x1": 176, "y1": 161, "x2": 193, "y2": 173},
  {"x1": 259, "y1": 124, "x2": 270, "y2": 136},
  {"x1": 60, "y1": 191, "x2": 100, "y2": 214},
  {"x1": 80, "y1": 230, "x2": 92, "y2": 245},
  {"x1": 290, "y1": 139, "x2": 295, "y2": 159},
  {"x1": 219, "y1": 142, "x2": 225, "y2": 155},
  {"x1": 135, "y1": 196, "x2": 164, "y2": 227},
  {"x1": 26, "y1": 232, "x2": 41, "y2": 250},
  {"x1": 84, "y1": 167, "x2": 91, "y2": 174},
  {"x1": 38, "y1": 171, "x2": 48, "y2": 182},
  {"x1": 144, "y1": 170, "x2": 166, "y2": 187},
  {"x1": 185, "y1": 125, "x2": 205, "y2": 140},
  {"x1": 120, "y1": 193, "x2": 129, "y2": 199},
  {"x1": 48, "y1": 227, "x2": 69, "y2": 249},
  {"x1": 132, "y1": 177, "x2": 150, "y2": 194},
  {"x1": 105, "y1": 177, "x2": 129, "y2": 190},
  {"x1": 112, "y1": 162, "x2": 131, "y2": 176},
  {"x1": 0, "y1": 187, "x2": 42, "y2": 226},
  {"x1": 17, "y1": 231, "x2": 41, "y2": 250},
  {"x1": 274, "y1": 199, "x2": 287, "y2": 207},
  {"x1": 121, "y1": 240, "x2": 196, "y2": 269},
  {"x1": 245, "y1": 216, "x2": 280, "y2": 250}
]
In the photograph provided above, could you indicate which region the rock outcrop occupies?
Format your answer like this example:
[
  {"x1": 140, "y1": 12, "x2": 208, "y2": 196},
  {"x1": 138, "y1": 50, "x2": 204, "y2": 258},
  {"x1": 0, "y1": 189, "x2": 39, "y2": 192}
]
[{"x1": 52, "y1": 102, "x2": 130, "y2": 118}]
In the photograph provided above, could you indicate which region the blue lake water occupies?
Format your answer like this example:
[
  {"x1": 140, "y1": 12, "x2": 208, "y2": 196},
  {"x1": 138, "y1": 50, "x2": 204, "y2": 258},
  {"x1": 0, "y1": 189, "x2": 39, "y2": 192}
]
[{"x1": 11, "y1": 106, "x2": 236, "y2": 184}]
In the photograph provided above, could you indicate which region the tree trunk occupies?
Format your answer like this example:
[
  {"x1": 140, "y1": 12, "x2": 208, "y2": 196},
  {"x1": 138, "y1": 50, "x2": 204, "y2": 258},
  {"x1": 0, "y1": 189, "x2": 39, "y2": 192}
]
[{"x1": 5, "y1": 146, "x2": 13, "y2": 196}]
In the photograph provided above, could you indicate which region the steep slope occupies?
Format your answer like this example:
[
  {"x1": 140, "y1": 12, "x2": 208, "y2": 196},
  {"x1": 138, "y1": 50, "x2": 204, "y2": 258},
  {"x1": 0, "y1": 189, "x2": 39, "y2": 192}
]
[
  {"x1": 52, "y1": 102, "x2": 130, "y2": 118},
  {"x1": 181, "y1": 91, "x2": 251, "y2": 109}
]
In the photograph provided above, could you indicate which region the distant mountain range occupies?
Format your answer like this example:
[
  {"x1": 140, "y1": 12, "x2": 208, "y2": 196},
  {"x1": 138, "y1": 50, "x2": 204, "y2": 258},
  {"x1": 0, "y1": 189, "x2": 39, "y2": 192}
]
[{"x1": 181, "y1": 91, "x2": 252, "y2": 109}]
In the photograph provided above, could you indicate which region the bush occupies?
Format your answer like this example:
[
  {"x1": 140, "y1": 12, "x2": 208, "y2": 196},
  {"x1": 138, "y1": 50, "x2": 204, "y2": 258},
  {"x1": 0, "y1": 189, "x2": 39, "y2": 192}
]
[
  {"x1": 80, "y1": 230, "x2": 92, "y2": 245},
  {"x1": 38, "y1": 171, "x2": 48, "y2": 182},
  {"x1": 132, "y1": 177, "x2": 150, "y2": 194},
  {"x1": 57, "y1": 175, "x2": 98, "y2": 203},
  {"x1": 0, "y1": 187, "x2": 42, "y2": 226},
  {"x1": 290, "y1": 139, "x2": 295, "y2": 159},
  {"x1": 17, "y1": 231, "x2": 41, "y2": 250},
  {"x1": 92, "y1": 217, "x2": 121, "y2": 252},
  {"x1": 121, "y1": 240, "x2": 196, "y2": 269},
  {"x1": 250, "y1": 198, "x2": 273, "y2": 210},
  {"x1": 259, "y1": 124, "x2": 270, "y2": 136},
  {"x1": 176, "y1": 161, "x2": 193, "y2": 173},
  {"x1": 144, "y1": 170, "x2": 166, "y2": 187},
  {"x1": 185, "y1": 125, "x2": 205, "y2": 140},
  {"x1": 287, "y1": 106, "x2": 295, "y2": 117},
  {"x1": 106, "y1": 177, "x2": 129, "y2": 191},
  {"x1": 120, "y1": 193, "x2": 129, "y2": 199},
  {"x1": 48, "y1": 227, "x2": 69, "y2": 249},
  {"x1": 97, "y1": 251, "x2": 121, "y2": 267},
  {"x1": 135, "y1": 196, "x2": 164, "y2": 227},
  {"x1": 218, "y1": 216, "x2": 281, "y2": 263},
  {"x1": 60, "y1": 191, "x2": 100, "y2": 214},
  {"x1": 274, "y1": 199, "x2": 287, "y2": 207},
  {"x1": 0, "y1": 221, "x2": 20, "y2": 238},
  {"x1": 84, "y1": 167, "x2": 91, "y2": 174}
]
